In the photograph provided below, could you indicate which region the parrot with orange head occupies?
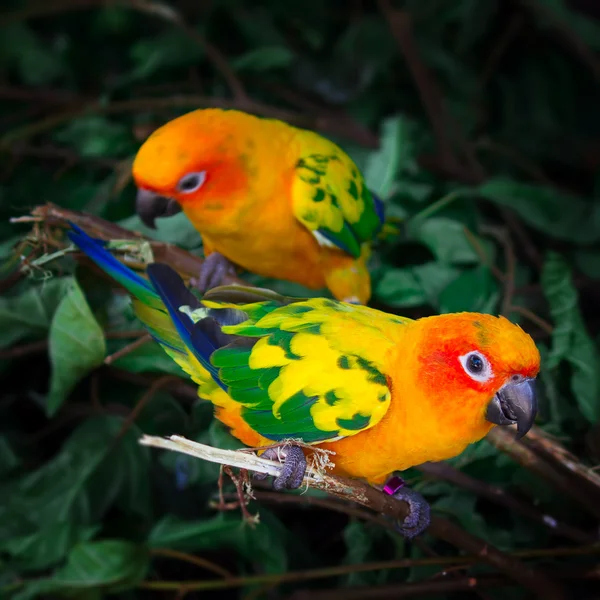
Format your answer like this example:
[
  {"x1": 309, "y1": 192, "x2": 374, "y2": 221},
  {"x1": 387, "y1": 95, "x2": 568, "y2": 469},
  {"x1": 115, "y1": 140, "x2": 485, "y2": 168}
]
[{"x1": 132, "y1": 108, "x2": 385, "y2": 304}]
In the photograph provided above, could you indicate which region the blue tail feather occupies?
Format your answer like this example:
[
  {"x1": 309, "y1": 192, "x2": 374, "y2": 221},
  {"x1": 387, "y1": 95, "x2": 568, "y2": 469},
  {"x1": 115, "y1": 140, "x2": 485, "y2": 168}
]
[{"x1": 67, "y1": 222, "x2": 155, "y2": 299}]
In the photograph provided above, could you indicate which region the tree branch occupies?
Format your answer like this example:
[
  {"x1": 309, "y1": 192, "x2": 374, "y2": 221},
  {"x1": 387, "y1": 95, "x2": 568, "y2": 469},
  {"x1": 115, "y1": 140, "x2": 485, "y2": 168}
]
[
  {"x1": 419, "y1": 461, "x2": 595, "y2": 543},
  {"x1": 140, "y1": 435, "x2": 565, "y2": 599},
  {"x1": 488, "y1": 426, "x2": 600, "y2": 520}
]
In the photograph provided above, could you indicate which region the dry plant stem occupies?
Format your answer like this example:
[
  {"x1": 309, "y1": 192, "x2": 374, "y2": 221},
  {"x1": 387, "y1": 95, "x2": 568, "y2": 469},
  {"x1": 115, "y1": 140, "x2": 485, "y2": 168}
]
[
  {"x1": 28, "y1": 203, "x2": 245, "y2": 286},
  {"x1": 139, "y1": 435, "x2": 564, "y2": 599},
  {"x1": 418, "y1": 461, "x2": 594, "y2": 544},
  {"x1": 488, "y1": 427, "x2": 600, "y2": 520},
  {"x1": 137, "y1": 545, "x2": 600, "y2": 593}
]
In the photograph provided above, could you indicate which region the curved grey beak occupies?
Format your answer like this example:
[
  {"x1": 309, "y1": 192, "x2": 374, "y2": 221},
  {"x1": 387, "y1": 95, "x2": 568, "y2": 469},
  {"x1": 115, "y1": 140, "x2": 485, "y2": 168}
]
[
  {"x1": 486, "y1": 377, "x2": 537, "y2": 439},
  {"x1": 136, "y1": 189, "x2": 182, "y2": 229}
]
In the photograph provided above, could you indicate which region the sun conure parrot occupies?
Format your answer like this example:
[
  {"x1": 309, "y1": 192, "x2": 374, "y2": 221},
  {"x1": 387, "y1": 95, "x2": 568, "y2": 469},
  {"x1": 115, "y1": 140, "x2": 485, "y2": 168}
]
[
  {"x1": 68, "y1": 224, "x2": 540, "y2": 538},
  {"x1": 132, "y1": 108, "x2": 386, "y2": 305}
]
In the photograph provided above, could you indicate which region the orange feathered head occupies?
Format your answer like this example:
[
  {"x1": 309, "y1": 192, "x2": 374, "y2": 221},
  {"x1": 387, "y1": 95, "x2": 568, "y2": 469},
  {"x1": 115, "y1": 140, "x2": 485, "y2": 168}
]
[
  {"x1": 413, "y1": 312, "x2": 540, "y2": 438},
  {"x1": 132, "y1": 109, "x2": 254, "y2": 228}
]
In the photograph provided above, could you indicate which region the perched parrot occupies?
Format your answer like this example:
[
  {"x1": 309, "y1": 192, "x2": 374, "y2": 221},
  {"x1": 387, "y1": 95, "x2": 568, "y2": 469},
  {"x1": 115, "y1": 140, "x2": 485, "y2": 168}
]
[
  {"x1": 132, "y1": 108, "x2": 385, "y2": 305},
  {"x1": 68, "y1": 224, "x2": 540, "y2": 538}
]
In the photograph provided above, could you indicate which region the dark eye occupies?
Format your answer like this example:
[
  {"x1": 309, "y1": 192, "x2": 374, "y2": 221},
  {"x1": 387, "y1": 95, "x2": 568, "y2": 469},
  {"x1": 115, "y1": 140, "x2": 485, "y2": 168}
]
[
  {"x1": 467, "y1": 353, "x2": 484, "y2": 374},
  {"x1": 177, "y1": 171, "x2": 206, "y2": 194}
]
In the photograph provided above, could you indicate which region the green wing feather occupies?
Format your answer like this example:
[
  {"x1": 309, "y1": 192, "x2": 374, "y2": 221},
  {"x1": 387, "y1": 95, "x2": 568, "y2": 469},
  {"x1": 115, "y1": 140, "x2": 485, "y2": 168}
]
[
  {"x1": 202, "y1": 291, "x2": 402, "y2": 444},
  {"x1": 291, "y1": 132, "x2": 385, "y2": 258}
]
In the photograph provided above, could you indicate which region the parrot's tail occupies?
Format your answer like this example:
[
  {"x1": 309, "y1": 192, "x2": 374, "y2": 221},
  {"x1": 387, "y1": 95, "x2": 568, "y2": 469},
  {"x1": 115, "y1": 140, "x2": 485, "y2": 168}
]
[{"x1": 67, "y1": 223, "x2": 227, "y2": 388}]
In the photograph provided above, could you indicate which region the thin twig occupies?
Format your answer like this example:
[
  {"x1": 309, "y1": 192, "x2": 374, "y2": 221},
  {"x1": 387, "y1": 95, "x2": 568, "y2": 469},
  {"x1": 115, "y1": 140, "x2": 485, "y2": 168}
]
[
  {"x1": 487, "y1": 427, "x2": 600, "y2": 520},
  {"x1": 378, "y1": 0, "x2": 461, "y2": 172},
  {"x1": 1, "y1": 94, "x2": 378, "y2": 149},
  {"x1": 137, "y1": 543, "x2": 600, "y2": 593},
  {"x1": 0, "y1": 340, "x2": 48, "y2": 360},
  {"x1": 524, "y1": 427, "x2": 600, "y2": 494},
  {"x1": 286, "y1": 565, "x2": 600, "y2": 600},
  {"x1": 519, "y1": 0, "x2": 600, "y2": 80},
  {"x1": 110, "y1": 376, "x2": 183, "y2": 451},
  {"x1": 418, "y1": 461, "x2": 595, "y2": 544},
  {"x1": 149, "y1": 548, "x2": 233, "y2": 579},
  {"x1": 479, "y1": 14, "x2": 526, "y2": 87},
  {"x1": 480, "y1": 225, "x2": 515, "y2": 317},
  {"x1": 509, "y1": 306, "x2": 554, "y2": 336},
  {"x1": 104, "y1": 333, "x2": 152, "y2": 365}
]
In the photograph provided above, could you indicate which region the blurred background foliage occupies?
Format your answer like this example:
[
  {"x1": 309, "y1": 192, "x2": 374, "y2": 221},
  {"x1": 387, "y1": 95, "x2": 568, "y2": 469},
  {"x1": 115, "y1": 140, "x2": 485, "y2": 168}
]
[{"x1": 1, "y1": 0, "x2": 600, "y2": 598}]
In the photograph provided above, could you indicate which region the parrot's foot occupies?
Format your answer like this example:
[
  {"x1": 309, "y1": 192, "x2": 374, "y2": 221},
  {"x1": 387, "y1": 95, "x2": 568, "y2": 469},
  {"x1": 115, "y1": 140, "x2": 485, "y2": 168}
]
[
  {"x1": 382, "y1": 475, "x2": 430, "y2": 539},
  {"x1": 192, "y1": 252, "x2": 237, "y2": 293},
  {"x1": 254, "y1": 445, "x2": 307, "y2": 491}
]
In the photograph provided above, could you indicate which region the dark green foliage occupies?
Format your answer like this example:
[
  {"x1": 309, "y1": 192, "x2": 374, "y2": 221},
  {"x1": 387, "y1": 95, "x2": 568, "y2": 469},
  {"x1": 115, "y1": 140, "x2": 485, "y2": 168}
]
[{"x1": 1, "y1": 0, "x2": 600, "y2": 598}]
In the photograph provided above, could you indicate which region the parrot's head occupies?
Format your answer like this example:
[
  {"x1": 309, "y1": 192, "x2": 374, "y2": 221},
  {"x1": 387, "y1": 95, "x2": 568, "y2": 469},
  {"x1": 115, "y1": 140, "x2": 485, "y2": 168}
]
[
  {"x1": 414, "y1": 313, "x2": 540, "y2": 440},
  {"x1": 132, "y1": 109, "x2": 252, "y2": 229}
]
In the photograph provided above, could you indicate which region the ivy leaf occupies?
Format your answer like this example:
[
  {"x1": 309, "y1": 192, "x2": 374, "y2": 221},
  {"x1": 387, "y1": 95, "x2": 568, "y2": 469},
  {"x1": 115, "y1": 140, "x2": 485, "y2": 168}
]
[
  {"x1": 0, "y1": 522, "x2": 99, "y2": 572},
  {"x1": 232, "y1": 46, "x2": 294, "y2": 72},
  {"x1": 50, "y1": 540, "x2": 149, "y2": 592},
  {"x1": 0, "y1": 278, "x2": 71, "y2": 349},
  {"x1": 479, "y1": 178, "x2": 600, "y2": 243},
  {"x1": 541, "y1": 252, "x2": 600, "y2": 423},
  {"x1": 375, "y1": 262, "x2": 460, "y2": 308},
  {"x1": 47, "y1": 279, "x2": 106, "y2": 416},
  {"x1": 409, "y1": 217, "x2": 479, "y2": 265},
  {"x1": 365, "y1": 115, "x2": 416, "y2": 199}
]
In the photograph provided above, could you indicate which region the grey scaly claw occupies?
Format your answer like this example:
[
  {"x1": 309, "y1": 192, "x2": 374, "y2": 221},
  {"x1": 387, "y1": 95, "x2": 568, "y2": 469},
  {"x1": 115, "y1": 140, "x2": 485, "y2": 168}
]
[
  {"x1": 193, "y1": 252, "x2": 237, "y2": 293},
  {"x1": 254, "y1": 446, "x2": 307, "y2": 491},
  {"x1": 382, "y1": 475, "x2": 431, "y2": 539}
]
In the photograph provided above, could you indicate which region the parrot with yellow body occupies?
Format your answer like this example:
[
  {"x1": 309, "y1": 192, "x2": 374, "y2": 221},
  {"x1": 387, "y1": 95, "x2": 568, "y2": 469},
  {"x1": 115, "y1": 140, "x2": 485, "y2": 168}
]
[
  {"x1": 133, "y1": 108, "x2": 385, "y2": 304},
  {"x1": 68, "y1": 224, "x2": 540, "y2": 537}
]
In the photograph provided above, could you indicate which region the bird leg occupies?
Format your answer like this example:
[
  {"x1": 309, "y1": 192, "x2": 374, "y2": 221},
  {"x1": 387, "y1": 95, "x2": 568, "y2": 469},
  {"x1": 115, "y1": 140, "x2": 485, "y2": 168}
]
[
  {"x1": 254, "y1": 445, "x2": 307, "y2": 491},
  {"x1": 192, "y1": 252, "x2": 237, "y2": 293},
  {"x1": 382, "y1": 475, "x2": 431, "y2": 539}
]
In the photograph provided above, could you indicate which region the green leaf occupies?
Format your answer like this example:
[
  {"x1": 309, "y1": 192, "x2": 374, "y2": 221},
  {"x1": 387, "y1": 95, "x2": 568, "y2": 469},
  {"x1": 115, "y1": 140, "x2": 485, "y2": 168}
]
[
  {"x1": 409, "y1": 217, "x2": 479, "y2": 265},
  {"x1": 232, "y1": 46, "x2": 294, "y2": 72},
  {"x1": 479, "y1": 178, "x2": 600, "y2": 243},
  {"x1": 130, "y1": 29, "x2": 205, "y2": 80},
  {"x1": 0, "y1": 522, "x2": 99, "y2": 572},
  {"x1": 53, "y1": 116, "x2": 133, "y2": 158},
  {"x1": 0, "y1": 23, "x2": 67, "y2": 86},
  {"x1": 110, "y1": 341, "x2": 187, "y2": 377},
  {"x1": 0, "y1": 416, "x2": 150, "y2": 545},
  {"x1": 117, "y1": 212, "x2": 203, "y2": 251},
  {"x1": 541, "y1": 252, "x2": 600, "y2": 423},
  {"x1": 438, "y1": 266, "x2": 499, "y2": 314},
  {"x1": 51, "y1": 540, "x2": 149, "y2": 592},
  {"x1": 364, "y1": 115, "x2": 417, "y2": 199},
  {"x1": 0, "y1": 436, "x2": 20, "y2": 476},
  {"x1": 375, "y1": 262, "x2": 460, "y2": 308},
  {"x1": 73, "y1": 416, "x2": 151, "y2": 518},
  {"x1": 0, "y1": 277, "x2": 71, "y2": 349},
  {"x1": 149, "y1": 512, "x2": 288, "y2": 574},
  {"x1": 47, "y1": 279, "x2": 106, "y2": 416},
  {"x1": 342, "y1": 521, "x2": 385, "y2": 586},
  {"x1": 148, "y1": 514, "x2": 247, "y2": 551}
]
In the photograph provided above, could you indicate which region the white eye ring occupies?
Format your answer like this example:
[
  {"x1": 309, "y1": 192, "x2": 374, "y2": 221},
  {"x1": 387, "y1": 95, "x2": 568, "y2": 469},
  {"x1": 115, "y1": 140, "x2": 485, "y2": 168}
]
[
  {"x1": 177, "y1": 171, "x2": 207, "y2": 194},
  {"x1": 459, "y1": 351, "x2": 493, "y2": 383}
]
